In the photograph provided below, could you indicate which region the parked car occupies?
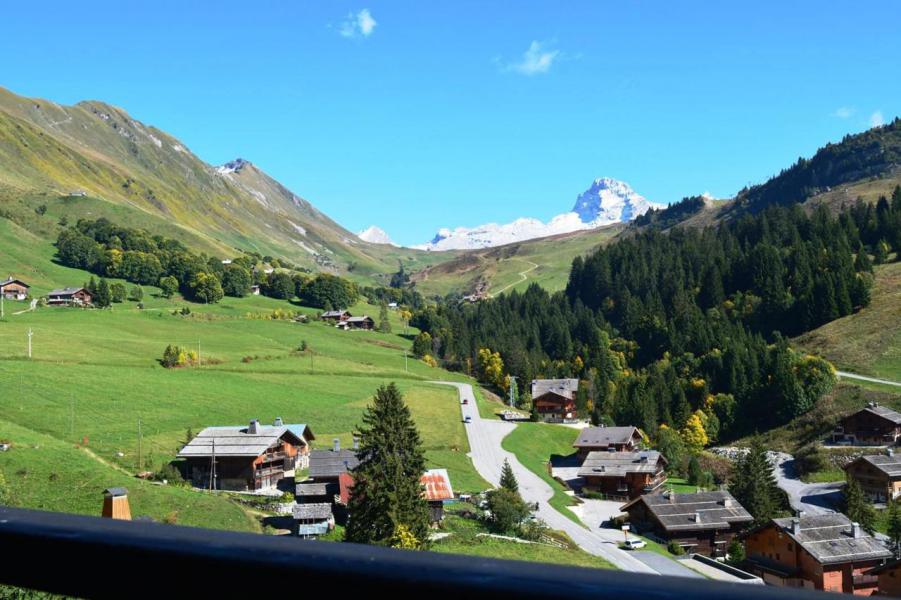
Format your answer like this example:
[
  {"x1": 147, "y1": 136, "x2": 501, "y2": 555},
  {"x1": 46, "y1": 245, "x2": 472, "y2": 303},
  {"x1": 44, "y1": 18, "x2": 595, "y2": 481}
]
[
  {"x1": 462, "y1": 398, "x2": 469, "y2": 405},
  {"x1": 463, "y1": 415, "x2": 472, "y2": 424},
  {"x1": 622, "y1": 538, "x2": 646, "y2": 550}
]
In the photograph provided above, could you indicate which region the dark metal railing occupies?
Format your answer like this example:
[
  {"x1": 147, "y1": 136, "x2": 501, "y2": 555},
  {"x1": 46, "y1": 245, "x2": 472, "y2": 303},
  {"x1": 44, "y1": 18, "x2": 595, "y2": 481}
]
[{"x1": 0, "y1": 506, "x2": 830, "y2": 599}]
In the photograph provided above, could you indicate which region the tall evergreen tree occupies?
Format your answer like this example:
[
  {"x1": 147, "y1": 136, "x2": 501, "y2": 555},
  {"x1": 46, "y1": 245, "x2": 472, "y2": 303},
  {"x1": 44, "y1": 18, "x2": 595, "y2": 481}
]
[
  {"x1": 499, "y1": 459, "x2": 519, "y2": 493},
  {"x1": 729, "y1": 437, "x2": 783, "y2": 525},
  {"x1": 378, "y1": 301, "x2": 392, "y2": 333},
  {"x1": 345, "y1": 383, "x2": 430, "y2": 548},
  {"x1": 842, "y1": 476, "x2": 877, "y2": 534},
  {"x1": 94, "y1": 278, "x2": 112, "y2": 308},
  {"x1": 887, "y1": 499, "x2": 901, "y2": 558}
]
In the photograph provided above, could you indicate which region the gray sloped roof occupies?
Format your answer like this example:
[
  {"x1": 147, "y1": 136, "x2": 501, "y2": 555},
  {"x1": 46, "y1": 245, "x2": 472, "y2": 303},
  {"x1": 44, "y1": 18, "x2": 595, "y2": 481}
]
[
  {"x1": 862, "y1": 405, "x2": 901, "y2": 425},
  {"x1": 574, "y1": 426, "x2": 641, "y2": 448},
  {"x1": 295, "y1": 482, "x2": 337, "y2": 497},
  {"x1": 854, "y1": 454, "x2": 901, "y2": 478},
  {"x1": 177, "y1": 424, "x2": 304, "y2": 458},
  {"x1": 578, "y1": 451, "x2": 664, "y2": 477},
  {"x1": 531, "y1": 379, "x2": 579, "y2": 400},
  {"x1": 292, "y1": 502, "x2": 333, "y2": 520},
  {"x1": 308, "y1": 449, "x2": 360, "y2": 479},
  {"x1": 345, "y1": 316, "x2": 373, "y2": 323},
  {"x1": 622, "y1": 491, "x2": 752, "y2": 532},
  {"x1": 48, "y1": 287, "x2": 86, "y2": 296},
  {"x1": 0, "y1": 278, "x2": 28, "y2": 288},
  {"x1": 322, "y1": 310, "x2": 350, "y2": 318},
  {"x1": 772, "y1": 514, "x2": 892, "y2": 564}
]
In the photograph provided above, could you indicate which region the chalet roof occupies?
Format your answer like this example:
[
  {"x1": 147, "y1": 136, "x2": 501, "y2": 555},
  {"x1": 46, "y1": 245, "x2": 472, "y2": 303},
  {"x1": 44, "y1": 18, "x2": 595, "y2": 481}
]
[
  {"x1": 308, "y1": 449, "x2": 360, "y2": 479},
  {"x1": 770, "y1": 514, "x2": 892, "y2": 565},
  {"x1": 0, "y1": 278, "x2": 28, "y2": 288},
  {"x1": 574, "y1": 426, "x2": 641, "y2": 448},
  {"x1": 848, "y1": 454, "x2": 901, "y2": 478},
  {"x1": 421, "y1": 469, "x2": 454, "y2": 502},
  {"x1": 621, "y1": 491, "x2": 752, "y2": 532},
  {"x1": 578, "y1": 451, "x2": 664, "y2": 478},
  {"x1": 176, "y1": 422, "x2": 304, "y2": 458},
  {"x1": 345, "y1": 316, "x2": 373, "y2": 323},
  {"x1": 857, "y1": 404, "x2": 901, "y2": 425},
  {"x1": 292, "y1": 503, "x2": 333, "y2": 521},
  {"x1": 285, "y1": 423, "x2": 315, "y2": 442},
  {"x1": 48, "y1": 287, "x2": 86, "y2": 296},
  {"x1": 531, "y1": 379, "x2": 579, "y2": 400},
  {"x1": 321, "y1": 310, "x2": 350, "y2": 318},
  {"x1": 295, "y1": 481, "x2": 338, "y2": 498},
  {"x1": 103, "y1": 487, "x2": 128, "y2": 497}
]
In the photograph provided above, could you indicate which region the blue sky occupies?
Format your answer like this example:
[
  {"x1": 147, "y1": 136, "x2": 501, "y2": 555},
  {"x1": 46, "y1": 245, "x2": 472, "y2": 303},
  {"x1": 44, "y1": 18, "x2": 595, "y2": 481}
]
[{"x1": 1, "y1": 1, "x2": 899, "y2": 245}]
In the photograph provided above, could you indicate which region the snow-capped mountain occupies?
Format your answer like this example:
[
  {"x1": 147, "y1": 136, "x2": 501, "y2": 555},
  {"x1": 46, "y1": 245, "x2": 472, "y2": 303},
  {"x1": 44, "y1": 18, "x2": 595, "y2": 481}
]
[
  {"x1": 357, "y1": 225, "x2": 397, "y2": 246},
  {"x1": 415, "y1": 178, "x2": 663, "y2": 251}
]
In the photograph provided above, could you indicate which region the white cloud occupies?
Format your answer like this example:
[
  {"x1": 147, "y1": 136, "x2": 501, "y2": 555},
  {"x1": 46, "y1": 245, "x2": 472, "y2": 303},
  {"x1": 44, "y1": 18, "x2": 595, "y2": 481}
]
[
  {"x1": 870, "y1": 110, "x2": 885, "y2": 128},
  {"x1": 832, "y1": 106, "x2": 855, "y2": 119},
  {"x1": 340, "y1": 9, "x2": 377, "y2": 38},
  {"x1": 504, "y1": 41, "x2": 560, "y2": 76}
]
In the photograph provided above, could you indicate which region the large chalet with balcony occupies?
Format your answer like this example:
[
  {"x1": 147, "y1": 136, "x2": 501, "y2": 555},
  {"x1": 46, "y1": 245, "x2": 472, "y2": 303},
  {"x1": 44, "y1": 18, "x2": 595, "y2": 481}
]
[
  {"x1": 743, "y1": 513, "x2": 892, "y2": 594},
  {"x1": 843, "y1": 451, "x2": 901, "y2": 503},
  {"x1": 832, "y1": 402, "x2": 901, "y2": 447},
  {"x1": 0, "y1": 276, "x2": 29, "y2": 300},
  {"x1": 573, "y1": 425, "x2": 642, "y2": 458},
  {"x1": 578, "y1": 450, "x2": 666, "y2": 500},
  {"x1": 620, "y1": 490, "x2": 752, "y2": 557},
  {"x1": 177, "y1": 418, "x2": 315, "y2": 491},
  {"x1": 531, "y1": 379, "x2": 579, "y2": 423}
]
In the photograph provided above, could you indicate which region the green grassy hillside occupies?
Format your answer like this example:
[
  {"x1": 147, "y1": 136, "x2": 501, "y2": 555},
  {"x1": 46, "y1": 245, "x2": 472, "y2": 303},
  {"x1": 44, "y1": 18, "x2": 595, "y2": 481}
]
[{"x1": 410, "y1": 225, "x2": 624, "y2": 297}]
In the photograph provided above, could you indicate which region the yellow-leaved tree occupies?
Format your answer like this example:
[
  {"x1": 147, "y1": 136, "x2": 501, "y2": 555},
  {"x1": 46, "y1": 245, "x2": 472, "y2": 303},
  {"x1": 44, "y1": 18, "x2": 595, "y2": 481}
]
[
  {"x1": 680, "y1": 410, "x2": 708, "y2": 453},
  {"x1": 477, "y1": 348, "x2": 505, "y2": 389}
]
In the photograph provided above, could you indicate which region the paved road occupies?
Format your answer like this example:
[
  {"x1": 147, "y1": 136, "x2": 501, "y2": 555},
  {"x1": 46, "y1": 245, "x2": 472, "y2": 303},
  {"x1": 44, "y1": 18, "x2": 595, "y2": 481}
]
[
  {"x1": 837, "y1": 370, "x2": 901, "y2": 388},
  {"x1": 770, "y1": 452, "x2": 843, "y2": 516},
  {"x1": 432, "y1": 381, "x2": 657, "y2": 573}
]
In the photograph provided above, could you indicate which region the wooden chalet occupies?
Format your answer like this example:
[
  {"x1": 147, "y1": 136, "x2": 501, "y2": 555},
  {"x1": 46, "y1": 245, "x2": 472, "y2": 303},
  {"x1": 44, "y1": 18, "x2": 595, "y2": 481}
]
[
  {"x1": 47, "y1": 287, "x2": 92, "y2": 307},
  {"x1": 868, "y1": 558, "x2": 901, "y2": 597},
  {"x1": 295, "y1": 481, "x2": 338, "y2": 505},
  {"x1": 573, "y1": 426, "x2": 643, "y2": 458},
  {"x1": 843, "y1": 450, "x2": 901, "y2": 503},
  {"x1": 0, "y1": 277, "x2": 29, "y2": 300},
  {"x1": 620, "y1": 490, "x2": 752, "y2": 557},
  {"x1": 832, "y1": 402, "x2": 901, "y2": 446},
  {"x1": 743, "y1": 514, "x2": 891, "y2": 594},
  {"x1": 578, "y1": 450, "x2": 667, "y2": 500},
  {"x1": 292, "y1": 502, "x2": 335, "y2": 538},
  {"x1": 341, "y1": 316, "x2": 375, "y2": 330},
  {"x1": 321, "y1": 309, "x2": 351, "y2": 323},
  {"x1": 531, "y1": 378, "x2": 579, "y2": 423},
  {"x1": 421, "y1": 469, "x2": 454, "y2": 525},
  {"x1": 177, "y1": 419, "x2": 315, "y2": 491},
  {"x1": 308, "y1": 440, "x2": 360, "y2": 483}
]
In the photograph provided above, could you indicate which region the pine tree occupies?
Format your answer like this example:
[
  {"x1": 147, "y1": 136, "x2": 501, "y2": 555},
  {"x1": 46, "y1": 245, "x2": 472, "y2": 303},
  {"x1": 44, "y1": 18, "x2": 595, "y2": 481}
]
[
  {"x1": 345, "y1": 383, "x2": 430, "y2": 548},
  {"x1": 378, "y1": 302, "x2": 392, "y2": 333},
  {"x1": 842, "y1": 476, "x2": 877, "y2": 534},
  {"x1": 94, "y1": 278, "x2": 112, "y2": 308},
  {"x1": 499, "y1": 459, "x2": 519, "y2": 493},
  {"x1": 729, "y1": 437, "x2": 783, "y2": 525}
]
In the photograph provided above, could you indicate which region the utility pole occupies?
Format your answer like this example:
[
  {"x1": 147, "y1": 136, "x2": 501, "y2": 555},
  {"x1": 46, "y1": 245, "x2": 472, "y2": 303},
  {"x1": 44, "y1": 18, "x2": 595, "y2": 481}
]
[
  {"x1": 1, "y1": 292, "x2": 5, "y2": 319},
  {"x1": 404, "y1": 350, "x2": 408, "y2": 373},
  {"x1": 508, "y1": 376, "x2": 518, "y2": 407},
  {"x1": 209, "y1": 439, "x2": 217, "y2": 492},
  {"x1": 197, "y1": 339, "x2": 201, "y2": 368},
  {"x1": 26, "y1": 328, "x2": 32, "y2": 358}
]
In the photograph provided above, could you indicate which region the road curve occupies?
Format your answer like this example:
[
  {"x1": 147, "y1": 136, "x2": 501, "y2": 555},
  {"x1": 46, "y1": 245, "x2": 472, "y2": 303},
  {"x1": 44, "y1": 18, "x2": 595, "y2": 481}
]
[
  {"x1": 837, "y1": 371, "x2": 901, "y2": 388},
  {"x1": 431, "y1": 381, "x2": 656, "y2": 573}
]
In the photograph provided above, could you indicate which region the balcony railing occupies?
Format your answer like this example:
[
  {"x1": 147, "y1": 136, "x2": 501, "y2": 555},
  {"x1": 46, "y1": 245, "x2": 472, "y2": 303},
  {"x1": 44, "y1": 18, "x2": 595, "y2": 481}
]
[{"x1": 0, "y1": 505, "x2": 831, "y2": 599}]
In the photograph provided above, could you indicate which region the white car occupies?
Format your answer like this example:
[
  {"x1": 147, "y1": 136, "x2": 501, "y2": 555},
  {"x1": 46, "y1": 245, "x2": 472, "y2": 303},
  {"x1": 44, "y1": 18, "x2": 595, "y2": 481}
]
[
  {"x1": 463, "y1": 415, "x2": 472, "y2": 424},
  {"x1": 622, "y1": 538, "x2": 647, "y2": 550}
]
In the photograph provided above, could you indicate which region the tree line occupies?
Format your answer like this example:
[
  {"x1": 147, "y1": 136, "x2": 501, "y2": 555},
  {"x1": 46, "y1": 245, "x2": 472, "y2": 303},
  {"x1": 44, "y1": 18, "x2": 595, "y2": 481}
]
[{"x1": 411, "y1": 191, "x2": 901, "y2": 446}]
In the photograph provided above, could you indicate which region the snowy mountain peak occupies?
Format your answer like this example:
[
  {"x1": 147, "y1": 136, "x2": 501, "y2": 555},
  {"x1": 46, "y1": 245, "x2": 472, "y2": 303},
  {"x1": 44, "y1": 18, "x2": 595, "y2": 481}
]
[
  {"x1": 415, "y1": 177, "x2": 664, "y2": 251},
  {"x1": 216, "y1": 158, "x2": 251, "y2": 176},
  {"x1": 357, "y1": 225, "x2": 397, "y2": 246}
]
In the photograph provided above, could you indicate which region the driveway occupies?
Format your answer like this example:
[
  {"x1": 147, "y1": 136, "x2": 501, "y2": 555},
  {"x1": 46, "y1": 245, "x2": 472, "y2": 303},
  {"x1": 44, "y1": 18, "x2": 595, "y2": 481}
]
[
  {"x1": 432, "y1": 381, "x2": 658, "y2": 573},
  {"x1": 631, "y1": 553, "x2": 702, "y2": 578},
  {"x1": 770, "y1": 452, "x2": 843, "y2": 516}
]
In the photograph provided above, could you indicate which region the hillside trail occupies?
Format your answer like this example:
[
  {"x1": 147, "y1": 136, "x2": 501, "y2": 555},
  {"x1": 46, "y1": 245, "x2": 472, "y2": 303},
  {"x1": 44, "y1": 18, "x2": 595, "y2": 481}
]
[
  {"x1": 491, "y1": 259, "x2": 539, "y2": 297},
  {"x1": 837, "y1": 370, "x2": 901, "y2": 388},
  {"x1": 78, "y1": 446, "x2": 134, "y2": 476}
]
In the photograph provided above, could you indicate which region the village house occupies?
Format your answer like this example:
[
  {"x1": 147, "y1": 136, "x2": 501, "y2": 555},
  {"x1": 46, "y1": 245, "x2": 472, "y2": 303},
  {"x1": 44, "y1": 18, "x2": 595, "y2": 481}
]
[
  {"x1": 843, "y1": 450, "x2": 901, "y2": 503},
  {"x1": 177, "y1": 418, "x2": 315, "y2": 492},
  {"x1": 531, "y1": 378, "x2": 579, "y2": 423},
  {"x1": 295, "y1": 481, "x2": 338, "y2": 505},
  {"x1": 421, "y1": 469, "x2": 454, "y2": 525},
  {"x1": 47, "y1": 287, "x2": 92, "y2": 307},
  {"x1": 573, "y1": 425, "x2": 643, "y2": 458},
  {"x1": 868, "y1": 558, "x2": 901, "y2": 597},
  {"x1": 339, "y1": 316, "x2": 375, "y2": 330},
  {"x1": 743, "y1": 513, "x2": 892, "y2": 594},
  {"x1": 320, "y1": 309, "x2": 351, "y2": 323},
  {"x1": 620, "y1": 490, "x2": 752, "y2": 557},
  {"x1": 250, "y1": 284, "x2": 261, "y2": 296},
  {"x1": 832, "y1": 402, "x2": 901, "y2": 446},
  {"x1": 578, "y1": 450, "x2": 667, "y2": 500},
  {"x1": 0, "y1": 276, "x2": 29, "y2": 300},
  {"x1": 292, "y1": 502, "x2": 335, "y2": 538},
  {"x1": 308, "y1": 440, "x2": 360, "y2": 483}
]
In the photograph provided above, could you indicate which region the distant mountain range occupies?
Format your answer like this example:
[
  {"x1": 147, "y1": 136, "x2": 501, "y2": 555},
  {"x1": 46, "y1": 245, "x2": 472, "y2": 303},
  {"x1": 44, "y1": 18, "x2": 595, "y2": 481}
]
[
  {"x1": 357, "y1": 225, "x2": 397, "y2": 246},
  {"x1": 410, "y1": 178, "x2": 663, "y2": 251}
]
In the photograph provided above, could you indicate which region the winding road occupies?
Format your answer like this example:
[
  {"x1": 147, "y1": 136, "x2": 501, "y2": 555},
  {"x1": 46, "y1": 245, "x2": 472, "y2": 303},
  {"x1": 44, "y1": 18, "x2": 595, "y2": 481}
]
[
  {"x1": 837, "y1": 370, "x2": 901, "y2": 388},
  {"x1": 490, "y1": 260, "x2": 539, "y2": 297},
  {"x1": 432, "y1": 381, "x2": 657, "y2": 573}
]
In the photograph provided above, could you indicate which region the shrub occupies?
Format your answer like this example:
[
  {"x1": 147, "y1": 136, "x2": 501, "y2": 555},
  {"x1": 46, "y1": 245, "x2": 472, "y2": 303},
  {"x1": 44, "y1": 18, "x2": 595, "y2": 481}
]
[
  {"x1": 422, "y1": 354, "x2": 438, "y2": 368},
  {"x1": 727, "y1": 539, "x2": 745, "y2": 563},
  {"x1": 110, "y1": 282, "x2": 127, "y2": 303},
  {"x1": 667, "y1": 541, "x2": 685, "y2": 555}
]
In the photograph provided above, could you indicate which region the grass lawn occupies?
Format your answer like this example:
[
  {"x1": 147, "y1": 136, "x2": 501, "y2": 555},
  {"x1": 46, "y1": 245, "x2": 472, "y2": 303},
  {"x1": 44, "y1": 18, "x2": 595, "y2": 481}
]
[
  {"x1": 500, "y1": 422, "x2": 582, "y2": 525},
  {"x1": 799, "y1": 468, "x2": 846, "y2": 484},
  {"x1": 664, "y1": 477, "x2": 703, "y2": 493},
  {"x1": 431, "y1": 508, "x2": 614, "y2": 570}
]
